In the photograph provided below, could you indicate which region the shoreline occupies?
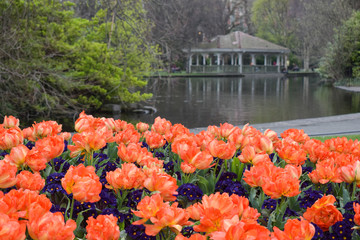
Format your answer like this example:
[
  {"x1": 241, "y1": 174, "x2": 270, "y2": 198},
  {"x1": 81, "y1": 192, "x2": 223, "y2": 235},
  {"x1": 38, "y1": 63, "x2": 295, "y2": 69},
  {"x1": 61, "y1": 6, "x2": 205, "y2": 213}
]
[
  {"x1": 335, "y1": 86, "x2": 360, "y2": 93},
  {"x1": 148, "y1": 71, "x2": 318, "y2": 78}
]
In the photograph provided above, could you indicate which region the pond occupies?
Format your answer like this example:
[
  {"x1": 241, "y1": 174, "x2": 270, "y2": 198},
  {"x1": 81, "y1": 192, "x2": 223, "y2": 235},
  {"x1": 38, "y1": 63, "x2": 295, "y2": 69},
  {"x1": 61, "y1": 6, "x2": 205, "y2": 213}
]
[
  {"x1": 116, "y1": 75, "x2": 360, "y2": 129},
  {"x1": 21, "y1": 75, "x2": 360, "y2": 131}
]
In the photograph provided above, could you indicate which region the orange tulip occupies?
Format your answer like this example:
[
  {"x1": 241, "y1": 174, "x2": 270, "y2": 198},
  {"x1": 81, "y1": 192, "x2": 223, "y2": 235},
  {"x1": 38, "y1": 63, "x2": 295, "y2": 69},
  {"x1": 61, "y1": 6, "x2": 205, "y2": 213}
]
[
  {"x1": 68, "y1": 130, "x2": 107, "y2": 158},
  {"x1": 35, "y1": 135, "x2": 65, "y2": 161},
  {"x1": 27, "y1": 207, "x2": 76, "y2": 240},
  {"x1": 308, "y1": 158, "x2": 342, "y2": 184},
  {"x1": 114, "y1": 119, "x2": 133, "y2": 132},
  {"x1": 0, "y1": 126, "x2": 23, "y2": 150},
  {"x1": 99, "y1": 117, "x2": 116, "y2": 132},
  {"x1": 276, "y1": 137, "x2": 307, "y2": 165},
  {"x1": 16, "y1": 171, "x2": 45, "y2": 192},
  {"x1": 61, "y1": 164, "x2": 102, "y2": 203},
  {"x1": 264, "y1": 129, "x2": 280, "y2": 145},
  {"x1": 3, "y1": 116, "x2": 20, "y2": 128},
  {"x1": 193, "y1": 192, "x2": 239, "y2": 233},
  {"x1": 0, "y1": 212, "x2": 26, "y2": 240},
  {"x1": 243, "y1": 162, "x2": 277, "y2": 188},
  {"x1": 143, "y1": 168, "x2": 178, "y2": 201},
  {"x1": 86, "y1": 214, "x2": 120, "y2": 240},
  {"x1": 271, "y1": 217, "x2": 315, "y2": 240},
  {"x1": 339, "y1": 160, "x2": 360, "y2": 186},
  {"x1": 303, "y1": 139, "x2": 329, "y2": 163},
  {"x1": 74, "y1": 111, "x2": 95, "y2": 133},
  {"x1": 22, "y1": 127, "x2": 33, "y2": 140},
  {"x1": 24, "y1": 148, "x2": 48, "y2": 172},
  {"x1": 280, "y1": 128, "x2": 310, "y2": 144},
  {"x1": 194, "y1": 130, "x2": 216, "y2": 151},
  {"x1": 143, "y1": 202, "x2": 192, "y2": 236},
  {"x1": 151, "y1": 116, "x2": 172, "y2": 135},
  {"x1": 303, "y1": 195, "x2": 343, "y2": 231},
  {"x1": 262, "y1": 170, "x2": 301, "y2": 199},
  {"x1": 230, "y1": 195, "x2": 260, "y2": 223},
  {"x1": 165, "y1": 124, "x2": 191, "y2": 143},
  {"x1": 324, "y1": 137, "x2": 354, "y2": 154},
  {"x1": 241, "y1": 123, "x2": 262, "y2": 137},
  {"x1": 1, "y1": 189, "x2": 52, "y2": 220},
  {"x1": 106, "y1": 163, "x2": 145, "y2": 191},
  {"x1": 132, "y1": 193, "x2": 169, "y2": 225},
  {"x1": 354, "y1": 202, "x2": 360, "y2": 226},
  {"x1": 114, "y1": 128, "x2": 141, "y2": 146},
  {"x1": 59, "y1": 132, "x2": 71, "y2": 141},
  {"x1": 207, "y1": 125, "x2": 220, "y2": 139},
  {"x1": 117, "y1": 142, "x2": 145, "y2": 163},
  {"x1": 29, "y1": 120, "x2": 62, "y2": 141},
  {"x1": 136, "y1": 122, "x2": 149, "y2": 133},
  {"x1": 172, "y1": 135, "x2": 198, "y2": 155},
  {"x1": 219, "y1": 123, "x2": 237, "y2": 139},
  {"x1": 180, "y1": 162, "x2": 197, "y2": 174},
  {"x1": 4, "y1": 146, "x2": 26, "y2": 171},
  {"x1": 250, "y1": 135, "x2": 274, "y2": 154},
  {"x1": 238, "y1": 145, "x2": 271, "y2": 165},
  {"x1": 144, "y1": 131, "x2": 166, "y2": 149},
  {"x1": 284, "y1": 164, "x2": 302, "y2": 179},
  {"x1": 175, "y1": 233, "x2": 206, "y2": 240},
  {"x1": 186, "y1": 202, "x2": 205, "y2": 221},
  {"x1": 228, "y1": 128, "x2": 250, "y2": 150},
  {"x1": 137, "y1": 156, "x2": 164, "y2": 169},
  {"x1": 0, "y1": 160, "x2": 17, "y2": 188},
  {"x1": 210, "y1": 216, "x2": 271, "y2": 240},
  {"x1": 207, "y1": 139, "x2": 236, "y2": 160},
  {"x1": 178, "y1": 144, "x2": 214, "y2": 171}
]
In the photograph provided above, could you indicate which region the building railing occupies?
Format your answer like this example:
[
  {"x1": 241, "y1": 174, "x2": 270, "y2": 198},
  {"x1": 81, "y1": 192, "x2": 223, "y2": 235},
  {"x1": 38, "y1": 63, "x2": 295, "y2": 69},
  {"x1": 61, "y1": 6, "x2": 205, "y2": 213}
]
[{"x1": 190, "y1": 65, "x2": 280, "y2": 74}]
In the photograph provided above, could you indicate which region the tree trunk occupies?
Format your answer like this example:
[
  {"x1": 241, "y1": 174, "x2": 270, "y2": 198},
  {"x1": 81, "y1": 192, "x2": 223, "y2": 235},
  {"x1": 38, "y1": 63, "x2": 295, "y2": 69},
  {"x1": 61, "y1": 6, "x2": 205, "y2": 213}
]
[{"x1": 303, "y1": 43, "x2": 310, "y2": 71}]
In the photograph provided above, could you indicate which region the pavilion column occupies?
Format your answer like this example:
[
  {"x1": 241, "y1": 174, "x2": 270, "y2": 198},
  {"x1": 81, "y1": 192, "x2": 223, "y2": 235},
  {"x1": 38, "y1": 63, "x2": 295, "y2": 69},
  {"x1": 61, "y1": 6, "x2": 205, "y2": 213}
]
[
  {"x1": 231, "y1": 54, "x2": 234, "y2": 65},
  {"x1": 217, "y1": 53, "x2": 221, "y2": 65},
  {"x1": 188, "y1": 54, "x2": 192, "y2": 73},
  {"x1": 209, "y1": 55, "x2": 212, "y2": 66},
  {"x1": 264, "y1": 54, "x2": 268, "y2": 73},
  {"x1": 264, "y1": 55, "x2": 268, "y2": 66},
  {"x1": 251, "y1": 54, "x2": 256, "y2": 65},
  {"x1": 238, "y1": 53, "x2": 243, "y2": 73},
  {"x1": 196, "y1": 55, "x2": 199, "y2": 66},
  {"x1": 202, "y1": 54, "x2": 206, "y2": 73},
  {"x1": 276, "y1": 55, "x2": 280, "y2": 73}
]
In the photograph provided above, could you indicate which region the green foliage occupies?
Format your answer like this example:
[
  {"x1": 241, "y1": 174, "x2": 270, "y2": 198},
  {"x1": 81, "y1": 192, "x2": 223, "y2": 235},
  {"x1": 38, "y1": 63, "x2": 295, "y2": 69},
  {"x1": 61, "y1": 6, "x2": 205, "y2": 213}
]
[
  {"x1": 319, "y1": 11, "x2": 360, "y2": 80},
  {"x1": 251, "y1": 0, "x2": 297, "y2": 49},
  {"x1": 0, "y1": 0, "x2": 158, "y2": 119}
]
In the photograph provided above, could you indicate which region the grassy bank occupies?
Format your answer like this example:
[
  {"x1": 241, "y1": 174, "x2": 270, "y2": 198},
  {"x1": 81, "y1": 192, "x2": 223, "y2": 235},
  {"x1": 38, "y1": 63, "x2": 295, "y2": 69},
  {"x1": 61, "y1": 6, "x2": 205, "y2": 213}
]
[{"x1": 312, "y1": 134, "x2": 360, "y2": 141}]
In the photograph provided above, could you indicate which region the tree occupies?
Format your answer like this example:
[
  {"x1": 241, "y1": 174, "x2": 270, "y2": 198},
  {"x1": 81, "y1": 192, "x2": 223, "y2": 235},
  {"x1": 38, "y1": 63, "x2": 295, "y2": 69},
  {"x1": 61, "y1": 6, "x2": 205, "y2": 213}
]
[
  {"x1": 251, "y1": 0, "x2": 359, "y2": 70},
  {"x1": 0, "y1": 0, "x2": 157, "y2": 121},
  {"x1": 293, "y1": 0, "x2": 356, "y2": 70},
  {"x1": 318, "y1": 11, "x2": 360, "y2": 80},
  {"x1": 144, "y1": 0, "x2": 254, "y2": 71},
  {"x1": 251, "y1": 0, "x2": 297, "y2": 49}
]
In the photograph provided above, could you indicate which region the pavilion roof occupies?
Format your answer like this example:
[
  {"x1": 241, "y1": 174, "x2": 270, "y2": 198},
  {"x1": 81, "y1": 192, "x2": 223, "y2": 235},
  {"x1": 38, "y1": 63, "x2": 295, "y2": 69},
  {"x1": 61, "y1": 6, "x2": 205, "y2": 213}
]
[{"x1": 192, "y1": 31, "x2": 290, "y2": 53}]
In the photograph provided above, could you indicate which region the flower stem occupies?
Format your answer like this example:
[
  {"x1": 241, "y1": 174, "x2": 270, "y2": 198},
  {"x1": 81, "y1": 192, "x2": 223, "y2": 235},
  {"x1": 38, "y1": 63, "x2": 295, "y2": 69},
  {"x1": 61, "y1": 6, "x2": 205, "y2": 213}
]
[
  {"x1": 68, "y1": 197, "x2": 75, "y2": 220},
  {"x1": 352, "y1": 181, "x2": 357, "y2": 201}
]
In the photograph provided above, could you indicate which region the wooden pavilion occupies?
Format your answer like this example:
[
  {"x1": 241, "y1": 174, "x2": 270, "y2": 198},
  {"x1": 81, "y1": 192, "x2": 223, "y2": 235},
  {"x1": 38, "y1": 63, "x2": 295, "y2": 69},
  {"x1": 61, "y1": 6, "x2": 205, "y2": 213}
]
[{"x1": 184, "y1": 31, "x2": 290, "y2": 74}]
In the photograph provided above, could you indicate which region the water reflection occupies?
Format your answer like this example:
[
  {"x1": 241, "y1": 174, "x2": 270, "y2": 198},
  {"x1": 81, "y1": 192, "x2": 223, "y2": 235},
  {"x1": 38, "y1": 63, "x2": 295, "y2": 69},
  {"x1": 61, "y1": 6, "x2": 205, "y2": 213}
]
[{"x1": 118, "y1": 75, "x2": 360, "y2": 129}]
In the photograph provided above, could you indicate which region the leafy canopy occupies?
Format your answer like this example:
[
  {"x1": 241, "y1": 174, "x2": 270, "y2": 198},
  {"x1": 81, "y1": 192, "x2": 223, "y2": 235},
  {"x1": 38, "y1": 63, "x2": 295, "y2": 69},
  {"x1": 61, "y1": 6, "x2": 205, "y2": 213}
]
[{"x1": 0, "y1": 0, "x2": 158, "y2": 120}]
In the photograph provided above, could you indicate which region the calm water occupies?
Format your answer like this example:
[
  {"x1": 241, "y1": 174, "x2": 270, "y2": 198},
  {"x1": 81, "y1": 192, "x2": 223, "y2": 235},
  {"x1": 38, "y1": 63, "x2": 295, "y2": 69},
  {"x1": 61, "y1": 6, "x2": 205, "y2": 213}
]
[
  {"x1": 117, "y1": 75, "x2": 360, "y2": 129},
  {"x1": 23, "y1": 75, "x2": 360, "y2": 131}
]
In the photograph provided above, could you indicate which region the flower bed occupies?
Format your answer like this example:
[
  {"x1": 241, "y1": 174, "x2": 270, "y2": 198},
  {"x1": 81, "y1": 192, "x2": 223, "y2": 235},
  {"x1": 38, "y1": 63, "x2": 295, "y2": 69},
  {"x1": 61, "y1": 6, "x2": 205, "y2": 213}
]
[{"x1": 1, "y1": 112, "x2": 360, "y2": 239}]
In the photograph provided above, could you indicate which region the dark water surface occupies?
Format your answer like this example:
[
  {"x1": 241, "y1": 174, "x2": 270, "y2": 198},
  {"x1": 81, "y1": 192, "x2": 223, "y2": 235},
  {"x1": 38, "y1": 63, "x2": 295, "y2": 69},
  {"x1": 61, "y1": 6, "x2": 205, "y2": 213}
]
[
  {"x1": 20, "y1": 75, "x2": 360, "y2": 131},
  {"x1": 117, "y1": 75, "x2": 360, "y2": 129}
]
